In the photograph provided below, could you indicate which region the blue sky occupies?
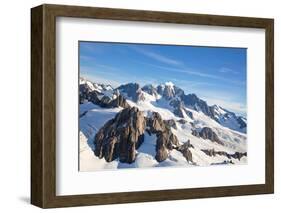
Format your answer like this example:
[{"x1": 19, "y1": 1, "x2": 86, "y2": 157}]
[{"x1": 79, "y1": 41, "x2": 247, "y2": 116}]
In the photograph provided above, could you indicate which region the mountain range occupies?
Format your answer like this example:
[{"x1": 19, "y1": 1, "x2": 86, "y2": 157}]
[{"x1": 79, "y1": 77, "x2": 247, "y2": 171}]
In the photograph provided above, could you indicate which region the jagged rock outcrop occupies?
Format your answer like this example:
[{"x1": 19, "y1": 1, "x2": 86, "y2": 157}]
[
  {"x1": 79, "y1": 83, "x2": 100, "y2": 104},
  {"x1": 171, "y1": 100, "x2": 185, "y2": 118},
  {"x1": 155, "y1": 132, "x2": 179, "y2": 162},
  {"x1": 80, "y1": 83, "x2": 129, "y2": 108},
  {"x1": 107, "y1": 93, "x2": 130, "y2": 108},
  {"x1": 211, "y1": 160, "x2": 234, "y2": 165},
  {"x1": 183, "y1": 93, "x2": 213, "y2": 118},
  {"x1": 94, "y1": 108, "x2": 180, "y2": 163},
  {"x1": 156, "y1": 83, "x2": 184, "y2": 100},
  {"x1": 118, "y1": 83, "x2": 145, "y2": 102},
  {"x1": 191, "y1": 129, "x2": 200, "y2": 137},
  {"x1": 173, "y1": 107, "x2": 185, "y2": 118},
  {"x1": 169, "y1": 99, "x2": 194, "y2": 120},
  {"x1": 231, "y1": 151, "x2": 247, "y2": 160},
  {"x1": 199, "y1": 127, "x2": 223, "y2": 145},
  {"x1": 146, "y1": 112, "x2": 167, "y2": 133},
  {"x1": 201, "y1": 148, "x2": 217, "y2": 157},
  {"x1": 94, "y1": 107, "x2": 146, "y2": 163},
  {"x1": 146, "y1": 112, "x2": 179, "y2": 162},
  {"x1": 210, "y1": 105, "x2": 247, "y2": 133},
  {"x1": 201, "y1": 148, "x2": 247, "y2": 160},
  {"x1": 164, "y1": 119, "x2": 177, "y2": 130},
  {"x1": 94, "y1": 108, "x2": 182, "y2": 163},
  {"x1": 181, "y1": 148, "x2": 193, "y2": 162},
  {"x1": 142, "y1": 84, "x2": 158, "y2": 97},
  {"x1": 177, "y1": 119, "x2": 187, "y2": 124},
  {"x1": 81, "y1": 78, "x2": 247, "y2": 133},
  {"x1": 162, "y1": 85, "x2": 175, "y2": 100},
  {"x1": 192, "y1": 127, "x2": 223, "y2": 145},
  {"x1": 176, "y1": 140, "x2": 193, "y2": 162}
]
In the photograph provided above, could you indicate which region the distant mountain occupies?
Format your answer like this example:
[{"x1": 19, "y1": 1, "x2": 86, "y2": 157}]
[
  {"x1": 79, "y1": 77, "x2": 247, "y2": 170},
  {"x1": 150, "y1": 82, "x2": 246, "y2": 133},
  {"x1": 80, "y1": 77, "x2": 246, "y2": 133},
  {"x1": 79, "y1": 78, "x2": 129, "y2": 108},
  {"x1": 156, "y1": 82, "x2": 184, "y2": 100},
  {"x1": 210, "y1": 105, "x2": 247, "y2": 133},
  {"x1": 117, "y1": 83, "x2": 145, "y2": 102}
]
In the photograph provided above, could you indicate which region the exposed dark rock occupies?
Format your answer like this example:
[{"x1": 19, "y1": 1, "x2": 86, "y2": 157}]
[
  {"x1": 174, "y1": 86, "x2": 185, "y2": 97},
  {"x1": 142, "y1": 84, "x2": 158, "y2": 97},
  {"x1": 164, "y1": 119, "x2": 177, "y2": 130},
  {"x1": 107, "y1": 93, "x2": 130, "y2": 108},
  {"x1": 181, "y1": 148, "x2": 193, "y2": 162},
  {"x1": 173, "y1": 108, "x2": 184, "y2": 118},
  {"x1": 117, "y1": 83, "x2": 145, "y2": 102},
  {"x1": 176, "y1": 140, "x2": 193, "y2": 162},
  {"x1": 81, "y1": 78, "x2": 247, "y2": 133},
  {"x1": 157, "y1": 85, "x2": 173, "y2": 100},
  {"x1": 155, "y1": 132, "x2": 169, "y2": 162},
  {"x1": 146, "y1": 112, "x2": 180, "y2": 162},
  {"x1": 163, "y1": 86, "x2": 175, "y2": 100},
  {"x1": 146, "y1": 112, "x2": 168, "y2": 133},
  {"x1": 79, "y1": 83, "x2": 129, "y2": 108},
  {"x1": 183, "y1": 108, "x2": 194, "y2": 119},
  {"x1": 210, "y1": 105, "x2": 247, "y2": 133},
  {"x1": 201, "y1": 148, "x2": 247, "y2": 161},
  {"x1": 93, "y1": 106, "x2": 146, "y2": 163},
  {"x1": 79, "y1": 83, "x2": 101, "y2": 104},
  {"x1": 191, "y1": 129, "x2": 200, "y2": 137},
  {"x1": 170, "y1": 99, "x2": 184, "y2": 117},
  {"x1": 211, "y1": 160, "x2": 234, "y2": 165},
  {"x1": 199, "y1": 127, "x2": 223, "y2": 145},
  {"x1": 185, "y1": 139, "x2": 194, "y2": 149},
  {"x1": 79, "y1": 110, "x2": 88, "y2": 118},
  {"x1": 170, "y1": 98, "x2": 194, "y2": 120},
  {"x1": 177, "y1": 119, "x2": 187, "y2": 124},
  {"x1": 96, "y1": 92, "x2": 129, "y2": 108},
  {"x1": 155, "y1": 131, "x2": 179, "y2": 162},
  {"x1": 183, "y1": 93, "x2": 213, "y2": 118},
  {"x1": 94, "y1": 108, "x2": 180, "y2": 163},
  {"x1": 232, "y1": 151, "x2": 247, "y2": 160},
  {"x1": 201, "y1": 148, "x2": 217, "y2": 157},
  {"x1": 237, "y1": 116, "x2": 247, "y2": 129}
]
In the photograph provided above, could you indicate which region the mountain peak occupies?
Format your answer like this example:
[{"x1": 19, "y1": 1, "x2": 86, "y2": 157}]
[
  {"x1": 164, "y1": 81, "x2": 175, "y2": 87},
  {"x1": 157, "y1": 82, "x2": 176, "y2": 100},
  {"x1": 117, "y1": 83, "x2": 144, "y2": 102},
  {"x1": 185, "y1": 93, "x2": 200, "y2": 101}
]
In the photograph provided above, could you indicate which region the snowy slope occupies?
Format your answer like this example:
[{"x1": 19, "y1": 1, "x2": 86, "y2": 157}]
[
  {"x1": 79, "y1": 78, "x2": 247, "y2": 171},
  {"x1": 211, "y1": 105, "x2": 247, "y2": 133}
]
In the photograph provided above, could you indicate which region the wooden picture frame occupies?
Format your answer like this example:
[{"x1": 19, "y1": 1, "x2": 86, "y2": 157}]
[{"x1": 31, "y1": 4, "x2": 274, "y2": 208}]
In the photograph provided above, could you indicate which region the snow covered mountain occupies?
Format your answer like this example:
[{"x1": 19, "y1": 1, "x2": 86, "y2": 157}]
[
  {"x1": 79, "y1": 77, "x2": 247, "y2": 171},
  {"x1": 134, "y1": 82, "x2": 246, "y2": 133}
]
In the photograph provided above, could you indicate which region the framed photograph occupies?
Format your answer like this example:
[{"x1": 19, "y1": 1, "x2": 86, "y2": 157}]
[{"x1": 31, "y1": 4, "x2": 274, "y2": 208}]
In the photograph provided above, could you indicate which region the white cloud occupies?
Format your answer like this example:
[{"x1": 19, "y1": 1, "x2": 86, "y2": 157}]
[
  {"x1": 150, "y1": 64, "x2": 245, "y2": 86},
  {"x1": 130, "y1": 46, "x2": 182, "y2": 66},
  {"x1": 219, "y1": 67, "x2": 239, "y2": 74}
]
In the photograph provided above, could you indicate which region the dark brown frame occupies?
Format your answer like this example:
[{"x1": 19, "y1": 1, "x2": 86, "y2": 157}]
[{"x1": 31, "y1": 4, "x2": 274, "y2": 208}]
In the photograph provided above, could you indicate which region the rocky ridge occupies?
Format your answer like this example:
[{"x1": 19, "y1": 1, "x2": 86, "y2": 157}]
[{"x1": 94, "y1": 107, "x2": 189, "y2": 163}]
